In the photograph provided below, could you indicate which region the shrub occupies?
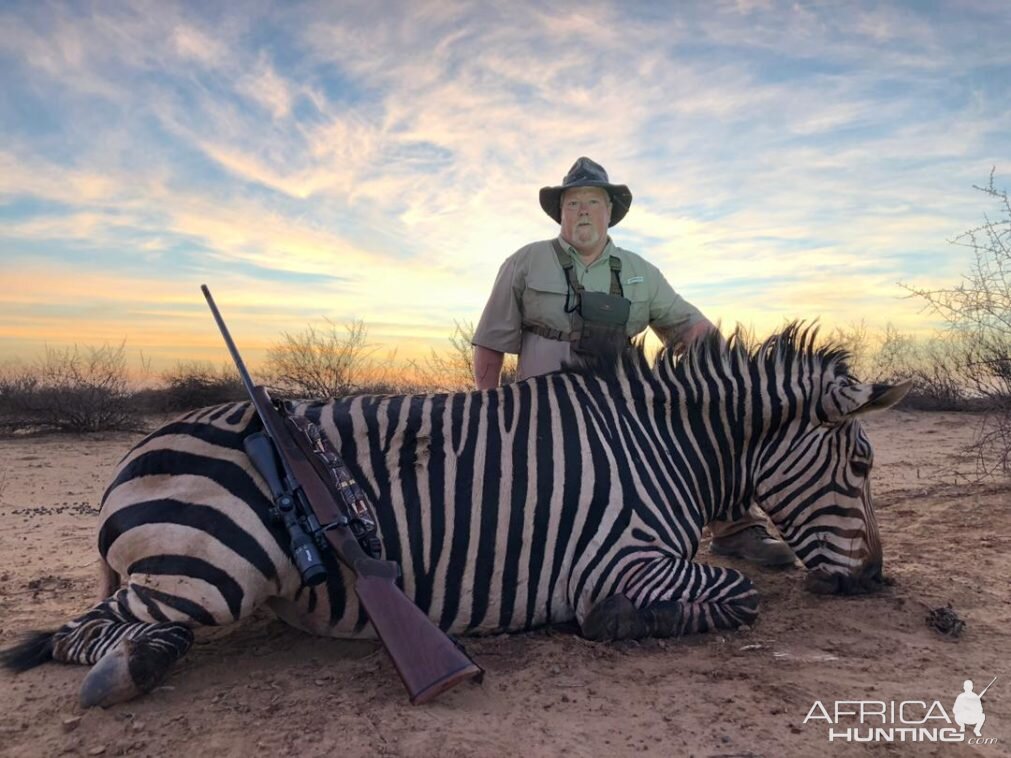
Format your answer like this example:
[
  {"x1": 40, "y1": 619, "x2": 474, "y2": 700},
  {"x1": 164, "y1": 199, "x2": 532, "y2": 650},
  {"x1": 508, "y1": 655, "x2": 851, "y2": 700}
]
[
  {"x1": 157, "y1": 361, "x2": 246, "y2": 411},
  {"x1": 265, "y1": 319, "x2": 372, "y2": 397},
  {"x1": 0, "y1": 342, "x2": 142, "y2": 433},
  {"x1": 905, "y1": 169, "x2": 1011, "y2": 474},
  {"x1": 264, "y1": 319, "x2": 415, "y2": 397},
  {"x1": 902, "y1": 334, "x2": 971, "y2": 411},
  {"x1": 0, "y1": 363, "x2": 40, "y2": 432},
  {"x1": 411, "y1": 320, "x2": 517, "y2": 392},
  {"x1": 825, "y1": 320, "x2": 873, "y2": 381}
]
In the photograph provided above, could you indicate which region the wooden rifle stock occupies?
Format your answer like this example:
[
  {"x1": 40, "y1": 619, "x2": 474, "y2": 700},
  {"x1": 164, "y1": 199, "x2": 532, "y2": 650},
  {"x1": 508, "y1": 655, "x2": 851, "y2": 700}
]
[
  {"x1": 201, "y1": 285, "x2": 481, "y2": 704},
  {"x1": 355, "y1": 573, "x2": 483, "y2": 704},
  {"x1": 274, "y1": 418, "x2": 482, "y2": 703}
]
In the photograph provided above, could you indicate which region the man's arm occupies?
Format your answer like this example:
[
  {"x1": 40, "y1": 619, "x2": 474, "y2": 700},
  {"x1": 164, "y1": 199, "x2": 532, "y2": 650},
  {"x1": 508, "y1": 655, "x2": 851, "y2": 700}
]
[
  {"x1": 473, "y1": 345, "x2": 505, "y2": 390},
  {"x1": 653, "y1": 318, "x2": 718, "y2": 353},
  {"x1": 644, "y1": 262, "x2": 719, "y2": 354},
  {"x1": 472, "y1": 252, "x2": 524, "y2": 390}
]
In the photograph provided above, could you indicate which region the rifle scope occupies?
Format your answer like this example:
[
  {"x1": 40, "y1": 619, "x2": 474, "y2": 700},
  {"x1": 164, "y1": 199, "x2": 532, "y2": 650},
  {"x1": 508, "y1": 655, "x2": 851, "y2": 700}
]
[{"x1": 244, "y1": 433, "x2": 327, "y2": 586}]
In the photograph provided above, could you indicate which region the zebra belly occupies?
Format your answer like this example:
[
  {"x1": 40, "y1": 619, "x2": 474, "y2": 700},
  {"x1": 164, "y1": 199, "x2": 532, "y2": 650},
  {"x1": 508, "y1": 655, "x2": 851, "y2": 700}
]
[{"x1": 269, "y1": 563, "x2": 574, "y2": 639}]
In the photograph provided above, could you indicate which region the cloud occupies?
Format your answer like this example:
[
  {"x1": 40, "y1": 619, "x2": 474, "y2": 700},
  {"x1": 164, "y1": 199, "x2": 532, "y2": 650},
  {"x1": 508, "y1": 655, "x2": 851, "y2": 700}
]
[
  {"x1": 172, "y1": 23, "x2": 227, "y2": 66},
  {"x1": 0, "y1": 1, "x2": 1008, "y2": 372}
]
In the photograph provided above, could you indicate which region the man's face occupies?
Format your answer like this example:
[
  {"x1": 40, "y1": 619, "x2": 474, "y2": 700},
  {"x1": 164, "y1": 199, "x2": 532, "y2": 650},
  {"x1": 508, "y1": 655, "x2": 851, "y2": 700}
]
[{"x1": 560, "y1": 187, "x2": 611, "y2": 253}]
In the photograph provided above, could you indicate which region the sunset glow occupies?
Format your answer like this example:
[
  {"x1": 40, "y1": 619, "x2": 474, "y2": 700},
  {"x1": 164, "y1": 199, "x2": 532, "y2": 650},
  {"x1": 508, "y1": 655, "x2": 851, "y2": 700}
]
[{"x1": 1, "y1": 1, "x2": 1009, "y2": 375}]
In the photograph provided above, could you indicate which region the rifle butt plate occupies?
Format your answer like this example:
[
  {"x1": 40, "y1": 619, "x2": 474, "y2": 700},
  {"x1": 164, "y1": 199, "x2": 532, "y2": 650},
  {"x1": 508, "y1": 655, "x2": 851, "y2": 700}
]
[{"x1": 409, "y1": 662, "x2": 484, "y2": 705}]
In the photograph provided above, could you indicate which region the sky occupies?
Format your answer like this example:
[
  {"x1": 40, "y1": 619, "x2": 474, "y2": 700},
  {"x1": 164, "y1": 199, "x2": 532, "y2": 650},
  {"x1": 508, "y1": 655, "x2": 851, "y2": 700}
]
[{"x1": 1, "y1": 0, "x2": 1009, "y2": 376}]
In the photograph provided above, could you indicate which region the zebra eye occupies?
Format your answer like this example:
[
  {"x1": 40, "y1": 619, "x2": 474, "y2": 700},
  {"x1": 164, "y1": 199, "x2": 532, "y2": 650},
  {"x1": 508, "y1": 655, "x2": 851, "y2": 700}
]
[{"x1": 850, "y1": 460, "x2": 871, "y2": 477}]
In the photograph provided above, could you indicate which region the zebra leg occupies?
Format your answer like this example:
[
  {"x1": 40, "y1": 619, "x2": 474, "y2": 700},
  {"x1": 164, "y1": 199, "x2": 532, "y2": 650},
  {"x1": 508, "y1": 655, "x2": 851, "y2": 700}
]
[
  {"x1": 580, "y1": 560, "x2": 759, "y2": 642},
  {"x1": 48, "y1": 587, "x2": 194, "y2": 708}
]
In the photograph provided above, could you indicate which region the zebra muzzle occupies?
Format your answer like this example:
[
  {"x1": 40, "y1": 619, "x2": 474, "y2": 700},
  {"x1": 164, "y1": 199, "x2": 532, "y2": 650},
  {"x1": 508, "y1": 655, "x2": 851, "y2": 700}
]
[{"x1": 803, "y1": 560, "x2": 885, "y2": 596}]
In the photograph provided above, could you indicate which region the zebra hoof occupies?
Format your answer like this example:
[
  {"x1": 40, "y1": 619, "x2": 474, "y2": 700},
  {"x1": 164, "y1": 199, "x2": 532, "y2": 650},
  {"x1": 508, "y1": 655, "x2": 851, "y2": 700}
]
[
  {"x1": 79, "y1": 637, "x2": 175, "y2": 708},
  {"x1": 582, "y1": 594, "x2": 647, "y2": 641},
  {"x1": 80, "y1": 639, "x2": 141, "y2": 708}
]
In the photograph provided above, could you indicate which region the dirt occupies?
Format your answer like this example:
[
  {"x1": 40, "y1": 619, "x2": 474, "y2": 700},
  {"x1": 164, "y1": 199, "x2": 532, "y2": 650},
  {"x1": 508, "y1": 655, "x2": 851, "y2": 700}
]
[{"x1": 0, "y1": 411, "x2": 1008, "y2": 757}]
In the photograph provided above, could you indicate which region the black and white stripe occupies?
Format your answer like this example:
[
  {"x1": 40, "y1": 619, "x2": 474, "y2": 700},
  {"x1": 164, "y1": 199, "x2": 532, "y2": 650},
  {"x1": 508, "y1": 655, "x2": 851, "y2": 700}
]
[{"x1": 4, "y1": 323, "x2": 908, "y2": 684}]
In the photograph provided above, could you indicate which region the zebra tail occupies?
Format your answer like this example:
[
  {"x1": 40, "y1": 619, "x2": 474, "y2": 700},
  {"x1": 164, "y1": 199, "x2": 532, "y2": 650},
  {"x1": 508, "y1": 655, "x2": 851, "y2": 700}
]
[{"x1": 1, "y1": 630, "x2": 55, "y2": 672}]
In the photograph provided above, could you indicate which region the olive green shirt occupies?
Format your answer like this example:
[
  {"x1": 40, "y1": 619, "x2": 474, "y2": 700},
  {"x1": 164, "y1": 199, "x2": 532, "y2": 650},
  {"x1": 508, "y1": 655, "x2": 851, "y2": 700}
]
[{"x1": 473, "y1": 236, "x2": 706, "y2": 380}]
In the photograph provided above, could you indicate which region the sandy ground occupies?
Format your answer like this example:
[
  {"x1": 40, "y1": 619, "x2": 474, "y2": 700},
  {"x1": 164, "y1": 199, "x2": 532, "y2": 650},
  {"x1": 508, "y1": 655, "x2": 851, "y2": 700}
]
[{"x1": 0, "y1": 410, "x2": 1008, "y2": 758}]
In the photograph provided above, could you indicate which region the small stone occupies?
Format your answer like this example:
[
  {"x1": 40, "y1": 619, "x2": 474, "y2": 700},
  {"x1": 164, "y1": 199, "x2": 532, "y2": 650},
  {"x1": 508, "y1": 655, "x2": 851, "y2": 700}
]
[
  {"x1": 61, "y1": 716, "x2": 81, "y2": 733},
  {"x1": 550, "y1": 665, "x2": 560, "y2": 675},
  {"x1": 131, "y1": 721, "x2": 145, "y2": 732},
  {"x1": 88, "y1": 747, "x2": 107, "y2": 756},
  {"x1": 789, "y1": 725, "x2": 802, "y2": 734}
]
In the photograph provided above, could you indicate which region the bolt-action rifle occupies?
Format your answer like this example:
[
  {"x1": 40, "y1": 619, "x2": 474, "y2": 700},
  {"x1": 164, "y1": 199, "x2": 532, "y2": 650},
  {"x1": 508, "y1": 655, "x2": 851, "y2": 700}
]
[
  {"x1": 979, "y1": 676, "x2": 997, "y2": 699},
  {"x1": 201, "y1": 285, "x2": 482, "y2": 704}
]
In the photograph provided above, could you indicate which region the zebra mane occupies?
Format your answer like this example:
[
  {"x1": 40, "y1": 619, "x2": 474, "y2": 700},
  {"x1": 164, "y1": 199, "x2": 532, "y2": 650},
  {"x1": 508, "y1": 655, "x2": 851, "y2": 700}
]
[
  {"x1": 565, "y1": 321, "x2": 855, "y2": 398},
  {"x1": 663, "y1": 321, "x2": 856, "y2": 393},
  {"x1": 681, "y1": 321, "x2": 850, "y2": 376}
]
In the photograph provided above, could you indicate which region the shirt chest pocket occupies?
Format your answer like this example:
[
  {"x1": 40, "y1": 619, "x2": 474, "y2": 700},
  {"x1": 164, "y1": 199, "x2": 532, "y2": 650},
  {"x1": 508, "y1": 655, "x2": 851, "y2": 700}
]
[
  {"x1": 523, "y1": 272, "x2": 572, "y2": 333},
  {"x1": 624, "y1": 282, "x2": 651, "y2": 336}
]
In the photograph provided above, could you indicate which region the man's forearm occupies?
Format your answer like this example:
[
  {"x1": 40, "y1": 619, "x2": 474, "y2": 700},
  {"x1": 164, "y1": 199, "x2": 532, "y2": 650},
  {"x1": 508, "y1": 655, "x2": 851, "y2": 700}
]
[
  {"x1": 654, "y1": 319, "x2": 719, "y2": 353},
  {"x1": 681, "y1": 319, "x2": 719, "y2": 346},
  {"x1": 473, "y1": 345, "x2": 505, "y2": 390}
]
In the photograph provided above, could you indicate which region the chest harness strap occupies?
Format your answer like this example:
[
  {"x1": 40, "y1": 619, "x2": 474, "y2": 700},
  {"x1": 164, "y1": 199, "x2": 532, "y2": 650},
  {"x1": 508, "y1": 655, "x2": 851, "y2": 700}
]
[{"x1": 523, "y1": 241, "x2": 624, "y2": 341}]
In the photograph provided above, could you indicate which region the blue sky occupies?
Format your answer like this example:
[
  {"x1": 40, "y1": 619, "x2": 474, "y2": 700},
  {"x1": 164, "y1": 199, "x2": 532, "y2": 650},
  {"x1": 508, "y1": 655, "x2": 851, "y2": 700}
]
[{"x1": 1, "y1": 0, "x2": 1009, "y2": 372}]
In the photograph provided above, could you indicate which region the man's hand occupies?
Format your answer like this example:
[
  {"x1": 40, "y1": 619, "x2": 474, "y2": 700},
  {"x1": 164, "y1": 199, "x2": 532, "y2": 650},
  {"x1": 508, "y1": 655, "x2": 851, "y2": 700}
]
[
  {"x1": 681, "y1": 319, "x2": 719, "y2": 347},
  {"x1": 473, "y1": 345, "x2": 505, "y2": 390},
  {"x1": 654, "y1": 319, "x2": 719, "y2": 354}
]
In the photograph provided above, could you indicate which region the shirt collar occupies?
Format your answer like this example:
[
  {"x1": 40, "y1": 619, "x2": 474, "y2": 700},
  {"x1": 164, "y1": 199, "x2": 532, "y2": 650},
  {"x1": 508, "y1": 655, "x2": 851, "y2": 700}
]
[{"x1": 557, "y1": 235, "x2": 615, "y2": 268}]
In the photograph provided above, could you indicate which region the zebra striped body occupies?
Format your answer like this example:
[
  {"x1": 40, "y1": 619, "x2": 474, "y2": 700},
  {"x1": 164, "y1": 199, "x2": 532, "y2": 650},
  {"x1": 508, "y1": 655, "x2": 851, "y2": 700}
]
[{"x1": 3, "y1": 326, "x2": 909, "y2": 704}]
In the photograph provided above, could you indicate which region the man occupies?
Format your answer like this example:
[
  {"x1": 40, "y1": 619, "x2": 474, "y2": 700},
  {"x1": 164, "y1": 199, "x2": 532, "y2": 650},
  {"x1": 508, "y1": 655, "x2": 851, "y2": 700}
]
[
  {"x1": 953, "y1": 679, "x2": 989, "y2": 738},
  {"x1": 471, "y1": 157, "x2": 793, "y2": 567}
]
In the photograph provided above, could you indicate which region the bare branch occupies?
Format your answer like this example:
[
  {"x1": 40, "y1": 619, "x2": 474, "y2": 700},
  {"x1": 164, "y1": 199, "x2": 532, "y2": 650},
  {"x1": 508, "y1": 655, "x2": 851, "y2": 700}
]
[{"x1": 902, "y1": 169, "x2": 1011, "y2": 475}]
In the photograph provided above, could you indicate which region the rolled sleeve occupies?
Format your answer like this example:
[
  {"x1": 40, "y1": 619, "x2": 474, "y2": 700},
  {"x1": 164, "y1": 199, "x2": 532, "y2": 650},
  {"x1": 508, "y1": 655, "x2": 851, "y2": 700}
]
[{"x1": 473, "y1": 255, "x2": 524, "y2": 354}]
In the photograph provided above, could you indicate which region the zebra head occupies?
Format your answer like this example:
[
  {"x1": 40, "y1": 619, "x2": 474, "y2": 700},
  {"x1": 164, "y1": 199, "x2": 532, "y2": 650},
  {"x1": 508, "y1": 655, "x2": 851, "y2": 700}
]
[{"x1": 753, "y1": 353, "x2": 911, "y2": 595}]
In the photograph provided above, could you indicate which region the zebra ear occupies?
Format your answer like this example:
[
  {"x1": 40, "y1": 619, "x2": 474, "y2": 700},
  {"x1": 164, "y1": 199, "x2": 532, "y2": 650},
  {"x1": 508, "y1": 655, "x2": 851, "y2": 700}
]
[{"x1": 826, "y1": 380, "x2": 912, "y2": 421}]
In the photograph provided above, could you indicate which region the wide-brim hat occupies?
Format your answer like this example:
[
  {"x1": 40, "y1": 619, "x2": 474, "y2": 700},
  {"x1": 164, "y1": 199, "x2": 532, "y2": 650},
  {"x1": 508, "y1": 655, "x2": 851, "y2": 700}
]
[{"x1": 539, "y1": 156, "x2": 633, "y2": 227}]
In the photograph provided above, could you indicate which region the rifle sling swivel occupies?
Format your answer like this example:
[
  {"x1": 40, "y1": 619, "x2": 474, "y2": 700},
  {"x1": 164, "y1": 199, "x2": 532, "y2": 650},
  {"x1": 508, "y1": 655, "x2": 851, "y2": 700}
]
[{"x1": 281, "y1": 406, "x2": 385, "y2": 561}]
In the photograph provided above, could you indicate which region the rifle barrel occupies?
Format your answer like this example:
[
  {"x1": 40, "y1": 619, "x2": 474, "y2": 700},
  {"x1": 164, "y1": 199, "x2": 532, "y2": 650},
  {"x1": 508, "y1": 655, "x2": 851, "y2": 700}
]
[
  {"x1": 201, "y1": 285, "x2": 482, "y2": 703},
  {"x1": 201, "y1": 285, "x2": 258, "y2": 400},
  {"x1": 980, "y1": 675, "x2": 997, "y2": 698}
]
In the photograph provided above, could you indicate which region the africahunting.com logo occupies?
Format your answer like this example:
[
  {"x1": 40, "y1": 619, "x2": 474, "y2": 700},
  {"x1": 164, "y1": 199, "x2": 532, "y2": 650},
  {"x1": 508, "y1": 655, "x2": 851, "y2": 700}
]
[{"x1": 803, "y1": 676, "x2": 999, "y2": 745}]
